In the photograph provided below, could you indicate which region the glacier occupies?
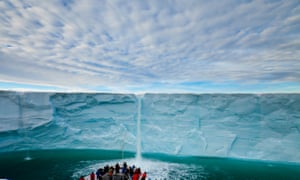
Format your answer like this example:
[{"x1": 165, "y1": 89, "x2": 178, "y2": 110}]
[{"x1": 0, "y1": 91, "x2": 299, "y2": 163}]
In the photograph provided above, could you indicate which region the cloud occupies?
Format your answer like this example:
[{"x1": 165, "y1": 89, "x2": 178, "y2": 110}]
[{"x1": 0, "y1": 0, "x2": 299, "y2": 92}]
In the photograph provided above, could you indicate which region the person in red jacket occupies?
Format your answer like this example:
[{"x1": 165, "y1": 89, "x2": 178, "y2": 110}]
[
  {"x1": 132, "y1": 168, "x2": 141, "y2": 180},
  {"x1": 132, "y1": 173, "x2": 139, "y2": 180},
  {"x1": 79, "y1": 176, "x2": 85, "y2": 180},
  {"x1": 141, "y1": 172, "x2": 147, "y2": 180},
  {"x1": 90, "y1": 172, "x2": 95, "y2": 180}
]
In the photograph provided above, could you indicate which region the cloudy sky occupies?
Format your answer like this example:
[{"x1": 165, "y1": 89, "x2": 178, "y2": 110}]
[{"x1": 0, "y1": 0, "x2": 299, "y2": 93}]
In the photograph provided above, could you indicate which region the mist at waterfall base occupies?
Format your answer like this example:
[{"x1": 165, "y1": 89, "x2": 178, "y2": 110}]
[{"x1": 0, "y1": 92, "x2": 300, "y2": 179}]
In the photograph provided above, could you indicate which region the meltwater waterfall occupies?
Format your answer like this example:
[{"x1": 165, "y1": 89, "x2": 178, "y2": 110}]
[{"x1": 135, "y1": 94, "x2": 143, "y2": 161}]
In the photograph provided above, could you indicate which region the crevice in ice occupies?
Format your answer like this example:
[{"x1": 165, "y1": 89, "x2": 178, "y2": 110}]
[
  {"x1": 216, "y1": 146, "x2": 226, "y2": 153},
  {"x1": 174, "y1": 145, "x2": 182, "y2": 155},
  {"x1": 228, "y1": 135, "x2": 238, "y2": 156}
]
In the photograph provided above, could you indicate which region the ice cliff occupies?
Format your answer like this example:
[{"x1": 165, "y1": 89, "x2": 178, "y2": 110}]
[{"x1": 0, "y1": 91, "x2": 299, "y2": 163}]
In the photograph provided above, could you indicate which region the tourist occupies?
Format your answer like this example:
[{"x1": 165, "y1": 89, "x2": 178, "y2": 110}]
[
  {"x1": 129, "y1": 165, "x2": 135, "y2": 177},
  {"x1": 132, "y1": 172, "x2": 139, "y2": 180},
  {"x1": 90, "y1": 172, "x2": 95, "y2": 180},
  {"x1": 132, "y1": 168, "x2": 141, "y2": 180},
  {"x1": 82, "y1": 161, "x2": 148, "y2": 180},
  {"x1": 141, "y1": 172, "x2": 147, "y2": 180},
  {"x1": 104, "y1": 165, "x2": 109, "y2": 174},
  {"x1": 96, "y1": 168, "x2": 104, "y2": 180},
  {"x1": 115, "y1": 163, "x2": 120, "y2": 173},
  {"x1": 108, "y1": 167, "x2": 114, "y2": 176},
  {"x1": 122, "y1": 162, "x2": 128, "y2": 173}
]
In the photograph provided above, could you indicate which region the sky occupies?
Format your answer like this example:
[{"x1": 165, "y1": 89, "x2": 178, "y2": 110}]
[{"x1": 0, "y1": 0, "x2": 299, "y2": 93}]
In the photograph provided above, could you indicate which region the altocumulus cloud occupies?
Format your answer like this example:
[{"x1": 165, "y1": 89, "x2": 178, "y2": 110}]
[{"x1": 0, "y1": 0, "x2": 299, "y2": 92}]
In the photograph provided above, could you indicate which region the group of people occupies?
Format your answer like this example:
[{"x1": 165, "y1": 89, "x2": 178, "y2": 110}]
[{"x1": 79, "y1": 162, "x2": 147, "y2": 180}]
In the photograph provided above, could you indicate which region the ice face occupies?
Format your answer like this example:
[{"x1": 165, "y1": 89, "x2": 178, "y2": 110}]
[
  {"x1": 49, "y1": 93, "x2": 137, "y2": 151},
  {"x1": 0, "y1": 92, "x2": 138, "y2": 152},
  {"x1": 0, "y1": 91, "x2": 299, "y2": 163},
  {"x1": 142, "y1": 94, "x2": 300, "y2": 162}
]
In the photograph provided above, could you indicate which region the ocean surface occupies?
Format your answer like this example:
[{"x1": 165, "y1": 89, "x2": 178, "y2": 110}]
[{"x1": 1, "y1": 149, "x2": 299, "y2": 180}]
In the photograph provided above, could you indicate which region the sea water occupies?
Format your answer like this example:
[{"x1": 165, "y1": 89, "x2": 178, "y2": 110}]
[{"x1": 0, "y1": 149, "x2": 299, "y2": 180}]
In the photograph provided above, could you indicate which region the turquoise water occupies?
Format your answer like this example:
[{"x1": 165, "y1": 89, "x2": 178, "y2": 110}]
[{"x1": 0, "y1": 149, "x2": 299, "y2": 180}]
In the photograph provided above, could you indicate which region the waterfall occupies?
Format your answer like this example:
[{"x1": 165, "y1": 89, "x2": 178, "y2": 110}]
[{"x1": 136, "y1": 94, "x2": 143, "y2": 161}]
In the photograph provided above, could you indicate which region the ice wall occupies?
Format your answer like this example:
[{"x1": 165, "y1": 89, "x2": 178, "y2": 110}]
[
  {"x1": 0, "y1": 91, "x2": 53, "y2": 151},
  {"x1": 142, "y1": 94, "x2": 300, "y2": 162},
  {"x1": 0, "y1": 91, "x2": 299, "y2": 163},
  {"x1": 0, "y1": 92, "x2": 137, "y2": 152}
]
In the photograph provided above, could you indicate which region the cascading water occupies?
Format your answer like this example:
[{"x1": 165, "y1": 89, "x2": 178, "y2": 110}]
[{"x1": 135, "y1": 94, "x2": 143, "y2": 161}]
